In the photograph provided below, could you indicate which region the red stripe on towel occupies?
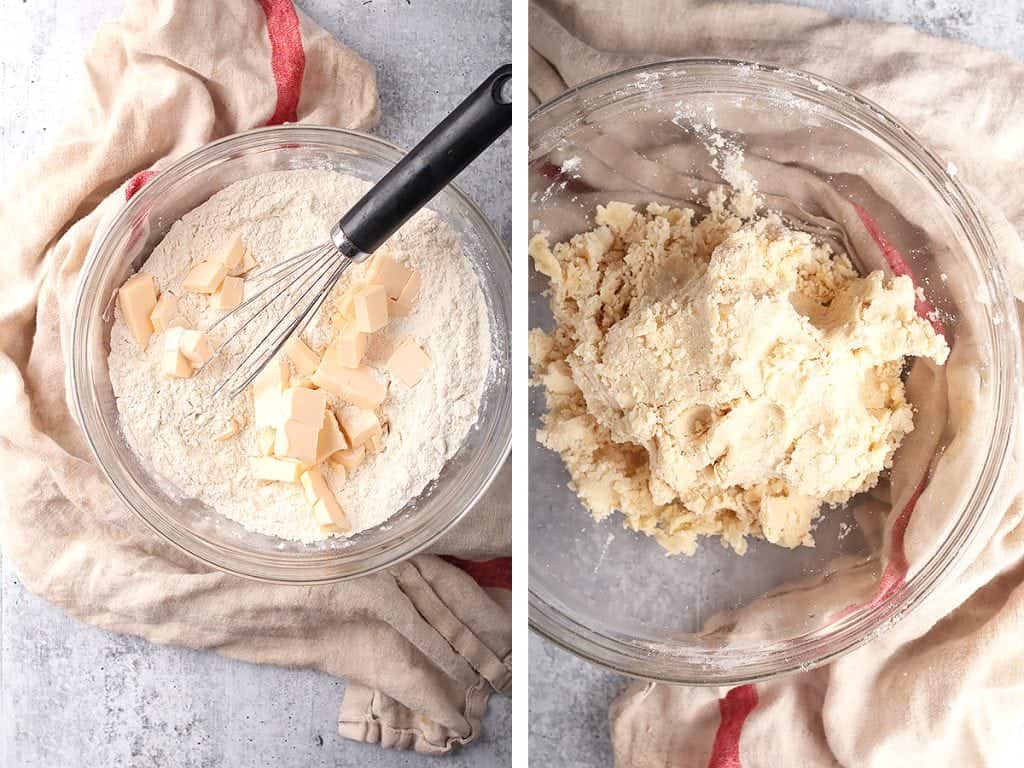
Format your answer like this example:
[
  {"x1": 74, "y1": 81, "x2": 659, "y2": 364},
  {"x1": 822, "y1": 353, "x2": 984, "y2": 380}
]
[
  {"x1": 852, "y1": 202, "x2": 945, "y2": 335},
  {"x1": 833, "y1": 206, "x2": 938, "y2": 619},
  {"x1": 442, "y1": 556, "x2": 512, "y2": 590},
  {"x1": 707, "y1": 685, "x2": 759, "y2": 768},
  {"x1": 865, "y1": 474, "x2": 927, "y2": 606},
  {"x1": 125, "y1": 170, "x2": 157, "y2": 201},
  {"x1": 837, "y1": 473, "x2": 927, "y2": 620},
  {"x1": 125, "y1": 1, "x2": 304, "y2": 201},
  {"x1": 257, "y1": 0, "x2": 306, "y2": 125}
]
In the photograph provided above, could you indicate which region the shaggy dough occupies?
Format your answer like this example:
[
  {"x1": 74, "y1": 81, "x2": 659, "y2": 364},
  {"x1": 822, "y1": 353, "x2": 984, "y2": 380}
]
[{"x1": 530, "y1": 199, "x2": 949, "y2": 555}]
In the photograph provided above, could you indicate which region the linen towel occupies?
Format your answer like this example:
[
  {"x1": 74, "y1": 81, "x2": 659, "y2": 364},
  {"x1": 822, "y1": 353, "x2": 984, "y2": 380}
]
[
  {"x1": 530, "y1": 1, "x2": 1024, "y2": 765},
  {"x1": 0, "y1": 0, "x2": 511, "y2": 755}
]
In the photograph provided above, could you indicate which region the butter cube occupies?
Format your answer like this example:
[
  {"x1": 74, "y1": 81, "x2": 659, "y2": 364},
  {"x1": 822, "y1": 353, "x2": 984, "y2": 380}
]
[
  {"x1": 316, "y1": 410, "x2": 349, "y2": 465},
  {"x1": 251, "y1": 456, "x2": 303, "y2": 483},
  {"x1": 179, "y1": 330, "x2": 213, "y2": 366},
  {"x1": 274, "y1": 420, "x2": 320, "y2": 465},
  {"x1": 353, "y1": 284, "x2": 389, "y2": 333},
  {"x1": 331, "y1": 444, "x2": 366, "y2": 472},
  {"x1": 301, "y1": 469, "x2": 350, "y2": 533},
  {"x1": 312, "y1": 357, "x2": 387, "y2": 409},
  {"x1": 389, "y1": 270, "x2": 421, "y2": 318},
  {"x1": 252, "y1": 358, "x2": 290, "y2": 429},
  {"x1": 283, "y1": 337, "x2": 320, "y2": 376},
  {"x1": 281, "y1": 386, "x2": 328, "y2": 426},
  {"x1": 335, "y1": 291, "x2": 357, "y2": 324},
  {"x1": 367, "y1": 431, "x2": 386, "y2": 454},
  {"x1": 150, "y1": 293, "x2": 178, "y2": 334},
  {"x1": 183, "y1": 260, "x2": 228, "y2": 294},
  {"x1": 162, "y1": 326, "x2": 192, "y2": 378},
  {"x1": 231, "y1": 250, "x2": 258, "y2": 277},
  {"x1": 162, "y1": 348, "x2": 192, "y2": 378},
  {"x1": 256, "y1": 427, "x2": 276, "y2": 456},
  {"x1": 329, "y1": 463, "x2": 348, "y2": 484},
  {"x1": 118, "y1": 272, "x2": 158, "y2": 348},
  {"x1": 367, "y1": 253, "x2": 414, "y2": 300},
  {"x1": 386, "y1": 338, "x2": 431, "y2": 387},
  {"x1": 335, "y1": 326, "x2": 367, "y2": 368},
  {"x1": 215, "y1": 233, "x2": 244, "y2": 271},
  {"x1": 338, "y1": 407, "x2": 382, "y2": 448},
  {"x1": 312, "y1": 501, "x2": 346, "y2": 533},
  {"x1": 254, "y1": 357, "x2": 290, "y2": 391},
  {"x1": 164, "y1": 326, "x2": 186, "y2": 350},
  {"x1": 210, "y1": 275, "x2": 244, "y2": 311}
]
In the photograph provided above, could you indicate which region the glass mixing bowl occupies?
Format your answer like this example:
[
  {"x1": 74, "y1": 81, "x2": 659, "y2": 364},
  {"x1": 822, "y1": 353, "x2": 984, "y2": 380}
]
[
  {"x1": 71, "y1": 126, "x2": 510, "y2": 584},
  {"x1": 528, "y1": 60, "x2": 1021, "y2": 684}
]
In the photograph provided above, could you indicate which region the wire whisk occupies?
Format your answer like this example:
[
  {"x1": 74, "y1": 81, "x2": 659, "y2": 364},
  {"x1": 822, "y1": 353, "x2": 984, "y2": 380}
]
[
  {"x1": 206, "y1": 241, "x2": 353, "y2": 398},
  {"x1": 202, "y1": 64, "x2": 512, "y2": 400}
]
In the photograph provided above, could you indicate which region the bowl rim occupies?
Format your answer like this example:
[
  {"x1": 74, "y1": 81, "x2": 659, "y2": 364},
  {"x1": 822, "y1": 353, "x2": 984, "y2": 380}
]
[
  {"x1": 527, "y1": 57, "x2": 1021, "y2": 684},
  {"x1": 70, "y1": 124, "x2": 511, "y2": 585}
]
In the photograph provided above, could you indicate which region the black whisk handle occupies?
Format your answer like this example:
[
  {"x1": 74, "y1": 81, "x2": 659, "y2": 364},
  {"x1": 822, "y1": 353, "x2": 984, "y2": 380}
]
[{"x1": 335, "y1": 64, "x2": 511, "y2": 256}]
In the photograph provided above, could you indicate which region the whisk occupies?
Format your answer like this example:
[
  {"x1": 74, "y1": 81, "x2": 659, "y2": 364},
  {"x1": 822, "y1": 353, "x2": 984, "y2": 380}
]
[{"x1": 206, "y1": 65, "x2": 512, "y2": 398}]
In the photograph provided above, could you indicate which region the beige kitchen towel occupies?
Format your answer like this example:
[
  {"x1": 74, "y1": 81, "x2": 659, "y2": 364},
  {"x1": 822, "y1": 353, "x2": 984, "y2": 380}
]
[
  {"x1": 0, "y1": 0, "x2": 510, "y2": 756},
  {"x1": 531, "y1": 1, "x2": 1024, "y2": 766}
]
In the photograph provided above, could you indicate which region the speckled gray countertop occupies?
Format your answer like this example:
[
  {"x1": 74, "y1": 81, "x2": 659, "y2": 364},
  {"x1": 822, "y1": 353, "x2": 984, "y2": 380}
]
[
  {"x1": 0, "y1": 1, "x2": 509, "y2": 766},
  {"x1": 528, "y1": 2, "x2": 1023, "y2": 766}
]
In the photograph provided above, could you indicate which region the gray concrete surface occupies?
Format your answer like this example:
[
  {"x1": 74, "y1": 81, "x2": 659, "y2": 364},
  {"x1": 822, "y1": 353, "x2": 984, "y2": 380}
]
[
  {"x1": 0, "y1": 1, "x2": 510, "y2": 767},
  {"x1": 528, "y1": 1, "x2": 1021, "y2": 766}
]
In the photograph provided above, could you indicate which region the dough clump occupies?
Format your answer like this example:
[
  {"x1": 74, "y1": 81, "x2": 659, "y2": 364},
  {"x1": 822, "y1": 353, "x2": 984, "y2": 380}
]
[{"x1": 530, "y1": 200, "x2": 949, "y2": 555}]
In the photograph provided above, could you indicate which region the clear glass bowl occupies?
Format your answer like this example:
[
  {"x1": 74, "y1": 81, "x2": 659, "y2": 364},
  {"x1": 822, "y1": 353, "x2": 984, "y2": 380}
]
[
  {"x1": 528, "y1": 60, "x2": 1021, "y2": 683},
  {"x1": 71, "y1": 126, "x2": 510, "y2": 584}
]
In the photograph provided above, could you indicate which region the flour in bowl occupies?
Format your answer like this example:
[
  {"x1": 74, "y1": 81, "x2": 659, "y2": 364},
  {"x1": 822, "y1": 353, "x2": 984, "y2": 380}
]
[{"x1": 108, "y1": 170, "x2": 491, "y2": 542}]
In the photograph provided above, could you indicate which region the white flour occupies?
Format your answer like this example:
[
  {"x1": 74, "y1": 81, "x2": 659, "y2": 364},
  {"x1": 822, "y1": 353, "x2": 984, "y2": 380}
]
[{"x1": 108, "y1": 170, "x2": 491, "y2": 543}]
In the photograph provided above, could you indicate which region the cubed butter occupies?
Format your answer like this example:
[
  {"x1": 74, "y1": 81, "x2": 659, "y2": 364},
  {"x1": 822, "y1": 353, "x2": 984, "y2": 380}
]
[
  {"x1": 366, "y1": 253, "x2": 414, "y2": 300},
  {"x1": 164, "y1": 326, "x2": 186, "y2": 350},
  {"x1": 254, "y1": 357, "x2": 289, "y2": 392},
  {"x1": 331, "y1": 444, "x2": 366, "y2": 472},
  {"x1": 353, "y1": 284, "x2": 389, "y2": 333},
  {"x1": 179, "y1": 330, "x2": 213, "y2": 366},
  {"x1": 281, "y1": 386, "x2": 328, "y2": 426},
  {"x1": 335, "y1": 326, "x2": 367, "y2": 368},
  {"x1": 316, "y1": 410, "x2": 349, "y2": 465},
  {"x1": 274, "y1": 419, "x2": 319, "y2": 466},
  {"x1": 312, "y1": 357, "x2": 387, "y2": 409},
  {"x1": 389, "y1": 270, "x2": 421, "y2": 318},
  {"x1": 386, "y1": 338, "x2": 431, "y2": 387},
  {"x1": 338, "y1": 407, "x2": 382, "y2": 448},
  {"x1": 312, "y1": 501, "x2": 345, "y2": 533},
  {"x1": 251, "y1": 456, "x2": 303, "y2": 483},
  {"x1": 252, "y1": 358, "x2": 290, "y2": 428},
  {"x1": 183, "y1": 260, "x2": 228, "y2": 294},
  {"x1": 162, "y1": 348, "x2": 192, "y2": 378},
  {"x1": 301, "y1": 469, "x2": 350, "y2": 533},
  {"x1": 256, "y1": 427, "x2": 276, "y2": 456},
  {"x1": 230, "y1": 250, "x2": 258, "y2": 277},
  {"x1": 215, "y1": 233, "x2": 245, "y2": 271},
  {"x1": 283, "y1": 337, "x2": 320, "y2": 376},
  {"x1": 328, "y1": 463, "x2": 348, "y2": 484},
  {"x1": 336, "y1": 290, "x2": 357, "y2": 322},
  {"x1": 210, "y1": 275, "x2": 244, "y2": 311},
  {"x1": 117, "y1": 272, "x2": 158, "y2": 348},
  {"x1": 367, "y1": 431, "x2": 386, "y2": 454},
  {"x1": 149, "y1": 293, "x2": 178, "y2": 333}
]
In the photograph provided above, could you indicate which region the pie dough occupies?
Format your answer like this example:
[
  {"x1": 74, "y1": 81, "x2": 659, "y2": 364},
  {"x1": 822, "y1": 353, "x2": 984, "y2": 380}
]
[{"x1": 530, "y1": 199, "x2": 949, "y2": 555}]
